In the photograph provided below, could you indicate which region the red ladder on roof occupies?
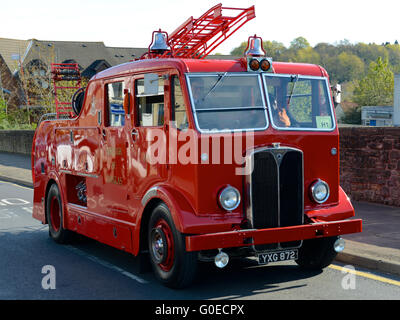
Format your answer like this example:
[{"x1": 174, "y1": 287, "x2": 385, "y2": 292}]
[
  {"x1": 148, "y1": 3, "x2": 255, "y2": 59},
  {"x1": 51, "y1": 63, "x2": 81, "y2": 118}
]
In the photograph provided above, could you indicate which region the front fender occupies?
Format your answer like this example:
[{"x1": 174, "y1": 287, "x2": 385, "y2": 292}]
[
  {"x1": 132, "y1": 184, "x2": 243, "y2": 255},
  {"x1": 306, "y1": 186, "x2": 355, "y2": 221}
]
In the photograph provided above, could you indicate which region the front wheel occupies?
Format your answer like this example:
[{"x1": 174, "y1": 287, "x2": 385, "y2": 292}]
[
  {"x1": 295, "y1": 236, "x2": 339, "y2": 270},
  {"x1": 148, "y1": 203, "x2": 198, "y2": 289}
]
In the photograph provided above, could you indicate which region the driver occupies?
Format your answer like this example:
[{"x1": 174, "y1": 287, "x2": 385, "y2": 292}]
[
  {"x1": 190, "y1": 77, "x2": 205, "y2": 106},
  {"x1": 271, "y1": 93, "x2": 291, "y2": 127}
]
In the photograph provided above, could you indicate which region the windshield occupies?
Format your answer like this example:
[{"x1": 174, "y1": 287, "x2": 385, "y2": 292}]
[
  {"x1": 263, "y1": 74, "x2": 335, "y2": 131},
  {"x1": 187, "y1": 74, "x2": 268, "y2": 131}
]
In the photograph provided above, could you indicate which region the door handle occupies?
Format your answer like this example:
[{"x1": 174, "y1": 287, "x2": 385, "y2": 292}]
[{"x1": 131, "y1": 128, "x2": 139, "y2": 141}]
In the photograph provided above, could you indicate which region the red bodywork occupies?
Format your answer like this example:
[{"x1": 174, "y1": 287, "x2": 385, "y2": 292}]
[{"x1": 32, "y1": 57, "x2": 361, "y2": 257}]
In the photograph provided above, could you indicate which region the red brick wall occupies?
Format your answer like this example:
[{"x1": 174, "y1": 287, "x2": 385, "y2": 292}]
[{"x1": 339, "y1": 127, "x2": 400, "y2": 206}]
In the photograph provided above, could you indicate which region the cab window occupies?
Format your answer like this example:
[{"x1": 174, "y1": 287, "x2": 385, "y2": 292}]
[
  {"x1": 171, "y1": 75, "x2": 188, "y2": 130},
  {"x1": 136, "y1": 75, "x2": 164, "y2": 126},
  {"x1": 264, "y1": 74, "x2": 335, "y2": 131},
  {"x1": 106, "y1": 81, "x2": 125, "y2": 127}
]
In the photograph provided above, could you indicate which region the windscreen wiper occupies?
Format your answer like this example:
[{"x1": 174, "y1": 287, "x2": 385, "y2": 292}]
[
  {"x1": 201, "y1": 72, "x2": 227, "y2": 102},
  {"x1": 286, "y1": 74, "x2": 299, "y2": 108}
]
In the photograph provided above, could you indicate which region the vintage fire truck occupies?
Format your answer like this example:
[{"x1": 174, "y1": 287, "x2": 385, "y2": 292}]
[{"x1": 32, "y1": 4, "x2": 362, "y2": 288}]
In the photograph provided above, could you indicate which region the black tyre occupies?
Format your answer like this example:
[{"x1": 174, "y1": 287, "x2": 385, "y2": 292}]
[
  {"x1": 295, "y1": 236, "x2": 339, "y2": 270},
  {"x1": 46, "y1": 183, "x2": 73, "y2": 244},
  {"x1": 148, "y1": 203, "x2": 198, "y2": 289}
]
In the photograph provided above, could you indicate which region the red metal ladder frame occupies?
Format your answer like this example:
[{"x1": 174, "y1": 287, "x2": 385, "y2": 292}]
[
  {"x1": 146, "y1": 3, "x2": 255, "y2": 59},
  {"x1": 51, "y1": 63, "x2": 81, "y2": 118}
]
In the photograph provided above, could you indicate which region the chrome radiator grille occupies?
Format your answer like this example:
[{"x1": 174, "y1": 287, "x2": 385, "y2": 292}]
[{"x1": 246, "y1": 147, "x2": 304, "y2": 251}]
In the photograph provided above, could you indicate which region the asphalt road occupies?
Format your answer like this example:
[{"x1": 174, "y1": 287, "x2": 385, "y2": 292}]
[{"x1": 1, "y1": 180, "x2": 399, "y2": 302}]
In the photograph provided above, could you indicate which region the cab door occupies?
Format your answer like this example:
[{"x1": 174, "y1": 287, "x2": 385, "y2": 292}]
[
  {"x1": 101, "y1": 78, "x2": 130, "y2": 217},
  {"x1": 128, "y1": 72, "x2": 169, "y2": 207}
]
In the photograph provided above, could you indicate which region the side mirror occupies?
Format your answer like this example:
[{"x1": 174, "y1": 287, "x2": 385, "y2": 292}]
[
  {"x1": 123, "y1": 88, "x2": 131, "y2": 114},
  {"x1": 331, "y1": 84, "x2": 341, "y2": 106}
]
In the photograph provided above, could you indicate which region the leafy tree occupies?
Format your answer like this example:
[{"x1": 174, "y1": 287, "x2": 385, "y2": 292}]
[
  {"x1": 0, "y1": 96, "x2": 6, "y2": 121},
  {"x1": 385, "y1": 44, "x2": 400, "y2": 73},
  {"x1": 329, "y1": 52, "x2": 365, "y2": 83},
  {"x1": 341, "y1": 106, "x2": 362, "y2": 124},
  {"x1": 289, "y1": 37, "x2": 310, "y2": 50},
  {"x1": 230, "y1": 41, "x2": 248, "y2": 56},
  {"x1": 352, "y1": 57, "x2": 394, "y2": 106},
  {"x1": 353, "y1": 43, "x2": 389, "y2": 66},
  {"x1": 292, "y1": 47, "x2": 320, "y2": 65},
  {"x1": 263, "y1": 40, "x2": 286, "y2": 59}
]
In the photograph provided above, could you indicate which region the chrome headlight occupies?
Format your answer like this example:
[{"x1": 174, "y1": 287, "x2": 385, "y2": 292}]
[
  {"x1": 310, "y1": 179, "x2": 330, "y2": 204},
  {"x1": 219, "y1": 186, "x2": 241, "y2": 211}
]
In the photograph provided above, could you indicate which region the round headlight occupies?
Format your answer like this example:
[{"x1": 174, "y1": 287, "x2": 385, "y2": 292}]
[
  {"x1": 219, "y1": 186, "x2": 241, "y2": 211},
  {"x1": 311, "y1": 180, "x2": 330, "y2": 204}
]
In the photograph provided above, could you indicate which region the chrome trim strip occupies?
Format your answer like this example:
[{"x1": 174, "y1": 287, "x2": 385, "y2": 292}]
[
  {"x1": 60, "y1": 169, "x2": 73, "y2": 174},
  {"x1": 76, "y1": 172, "x2": 99, "y2": 178},
  {"x1": 59, "y1": 169, "x2": 99, "y2": 179}
]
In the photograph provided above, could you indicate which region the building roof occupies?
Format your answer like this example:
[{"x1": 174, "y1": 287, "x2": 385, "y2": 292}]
[
  {"x1": 0, "y1": 38, "x2": 148, "y2": 73},
  {"x1": 0, "y1": 38, "x2": 31, "y2": 72}
]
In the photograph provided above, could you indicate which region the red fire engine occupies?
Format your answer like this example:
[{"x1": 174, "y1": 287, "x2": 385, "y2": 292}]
[{"x1": 32, "y1": 4, "x2": 362, "y2": 288}]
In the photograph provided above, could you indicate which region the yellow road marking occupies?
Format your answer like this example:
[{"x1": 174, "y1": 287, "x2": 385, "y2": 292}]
[{"x1": 329, "y1": 264, "x2": 400, "y2": 287}]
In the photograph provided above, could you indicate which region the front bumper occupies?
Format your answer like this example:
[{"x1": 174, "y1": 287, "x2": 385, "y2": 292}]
[{"x1": 185, "y1": 219, "x2": 362, "y2": 252}]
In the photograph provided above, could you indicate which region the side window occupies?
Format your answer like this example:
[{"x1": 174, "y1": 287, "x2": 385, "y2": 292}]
[
  {"x1": 136, "y1": 75, "x2": 164, "y2": 127},
  {"x1": 107, "y1": 81, "x2": 125, "y2": 127},
  {"x1": 171, "y1": 75, "x2": 188, "y2": 130}
]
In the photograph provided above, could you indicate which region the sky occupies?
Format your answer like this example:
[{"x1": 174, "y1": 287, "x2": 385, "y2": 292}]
[{"x1": 1, "y1": 0, "x2": 400, "y2": 54}]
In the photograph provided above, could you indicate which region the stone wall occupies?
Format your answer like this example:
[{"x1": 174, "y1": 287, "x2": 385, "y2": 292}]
[
  {"x1": 339, "y1": 127, "x2": 400, "y2": 207},
  {"x1": 0, "y1": 130, "x2": 34, "y2": 155}
]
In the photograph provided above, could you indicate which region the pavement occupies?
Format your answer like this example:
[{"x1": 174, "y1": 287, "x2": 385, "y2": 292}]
[{"x1": 1, "y1": 151, "x2": 400, "y2": 278}]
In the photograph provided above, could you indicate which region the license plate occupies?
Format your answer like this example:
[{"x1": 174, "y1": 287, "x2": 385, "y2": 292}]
[{"x1": 258, "y1": 249, "x2": 298, "y2": 265}]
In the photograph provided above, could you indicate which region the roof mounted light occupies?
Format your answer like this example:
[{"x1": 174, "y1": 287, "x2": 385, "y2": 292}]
[
  {"x1": 260, "y1": 59, "x2": 271, "y2": 71},
  {"x1": 249, "y1": 58, "x2": 260, "y2": 71}
]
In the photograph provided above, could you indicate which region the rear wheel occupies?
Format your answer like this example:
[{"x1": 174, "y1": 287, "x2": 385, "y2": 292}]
[
  {"x1": 295, "y1": 236, "x2": 339, "y2": 270},
  {"x1": 148, "y1": 203, "x2": 197, "y2": 289},
  {"x1": 46, "y1": 183, "x2": 73, "y2": 244}
]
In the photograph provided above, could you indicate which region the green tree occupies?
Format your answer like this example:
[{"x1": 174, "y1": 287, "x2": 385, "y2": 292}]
[
  {"x1": 353, "y1": 43, "x2": 389, "y2": 66},
  {"x1": 292, "y1": 46, "x2": 320, "y2": 64},
  {"x1": 352, "y1": 57, "x2": 394, "y2": 106},
  {"x1": 289, "y1": 37, "x2": 310, "y2": 50},
  {"x1": 263, "y1": 40, "x2": 286, "y2": 59},
  {"x1": 0, "y1": 96, "x2": 6, "y2": 121},
  {"x1": 328, "y1": 52, "x2": 365, "y2": 83},
  {"x1": 230, "y1": 41, "x2": 248, "y2": 56}
]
